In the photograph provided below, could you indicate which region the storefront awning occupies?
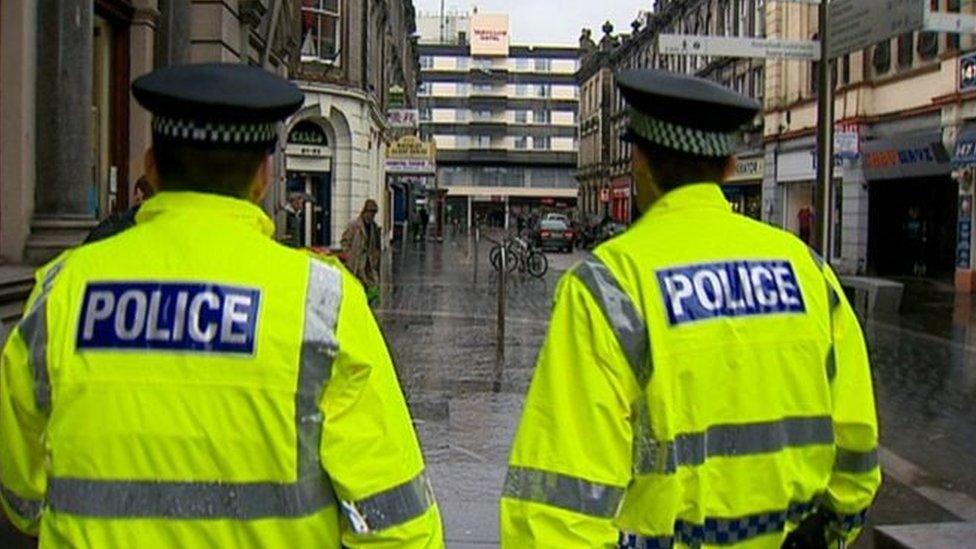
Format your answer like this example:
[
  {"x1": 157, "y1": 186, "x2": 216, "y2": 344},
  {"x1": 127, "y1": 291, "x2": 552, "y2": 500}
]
[
  {"x1": 953, "y1": 125, "x2": 976, "y2": 167},
  {"x1": 861, "y1": 131, "x2": 950, "y2": 181}
]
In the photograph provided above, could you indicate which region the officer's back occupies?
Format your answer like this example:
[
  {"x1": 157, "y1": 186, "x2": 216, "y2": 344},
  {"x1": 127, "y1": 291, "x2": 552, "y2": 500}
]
[
  {"x1": 501, "y1": 70, "x2": 880, "y2": 548},
  {"x1": 0, "y1": 64, "x2": 443, "y2": 548}
]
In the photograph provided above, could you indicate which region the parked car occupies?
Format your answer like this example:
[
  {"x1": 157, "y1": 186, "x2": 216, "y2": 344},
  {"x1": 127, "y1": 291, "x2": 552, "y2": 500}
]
[
  {"x1": 536, "y1": 219, "x2": 574, "y2": 253},
  {"x1": 543, "y1": 212, "x2": 570, "y2": 225}
]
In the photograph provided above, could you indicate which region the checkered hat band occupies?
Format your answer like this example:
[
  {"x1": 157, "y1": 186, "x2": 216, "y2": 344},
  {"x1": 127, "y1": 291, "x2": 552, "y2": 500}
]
[
  {"x1": 151, "y1": 116, "x2": 278, "y2": 145},
  {"x1": 629, "y1": 109, "x2": 734, "y2": 157}
]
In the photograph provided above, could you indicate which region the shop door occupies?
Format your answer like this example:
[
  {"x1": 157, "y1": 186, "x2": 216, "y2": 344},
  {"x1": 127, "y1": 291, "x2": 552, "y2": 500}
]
[
  {"x1": 868, "y1": 176, "x2": 958, "y2": 278},
  {"x1": 309, "y1": 172, "x2": 332, "y2": 248}
]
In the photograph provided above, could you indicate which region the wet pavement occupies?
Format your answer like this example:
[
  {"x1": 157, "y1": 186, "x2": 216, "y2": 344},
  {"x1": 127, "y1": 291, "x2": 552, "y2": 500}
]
[{"x1": 4, "y1": 235, "x2": 976, "y2": 546}]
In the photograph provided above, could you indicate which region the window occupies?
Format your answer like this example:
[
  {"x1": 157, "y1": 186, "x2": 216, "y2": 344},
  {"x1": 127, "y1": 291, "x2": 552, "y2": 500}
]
[
  {"x1": 418, "y1": 82, "x2": 432, "y2": 95},
  {"x1": 516, "y1": 83, "x2": 528, "y2": 96},
  {"x1": 516, "y1": 58, "x2": 531, "y2": 71},
  {"x1": 472, "y1": 135, "x2": 491, "y2": 149},
  {"x1": 456, "y1": 109, "x2": 469, "y2": 122},
  {"x1": 534, "y1": 58, "x2": 552, "y2": 72},
  {"x1": 533, "y1": 136, "x2": 551, "y2": 150},
  {"x1": 897, "y1": 33, "x2": 914, "y2": 69},
  {"x1": 457, "y1": 82, "x2": 471, "y2": 95},
  {"x1": 840, "y1": 55, "x2": 850, "y2": 85},
  {"x1": 419, "y1": 108, "x2": 432, "y2": 122},
  {"x1": 514, "y1": 136, "x2": 528, "y2": 149},
  {"x1": 949, "y1": 0, "x2": 961, "y2": 51},
  {"x1": 918, "y1": 31, "x2": 938, "y2": 60},
  {"x1": 752, "y1": 67, "x2": 764, "y2": 99},
  {"x1": 515, "y1": 110, "x2": 528, "y2": 123},
  {"x1": 420, "y1": 56, "x2": 434, "y2": 69},
  {"x1": 533, "y1": 110, "x2": 551, "y2": 124},
  {"x1": 301, "y1": 0, "x2": 341, "y2": 62},
  {"x1": 872, "y1": 40, "x2": 891, "y2": 75},
  {"x1": 457, "y1": 57, "x2": 470, "y2": 70},
  {"x1": 474, "y1": 58, "x2": 492, "y2": 70},
  {"x1": 473, "y1": 109, "x2": 492, "y2": 120},
  {"x1": 537, "y1": 84, "x2": 551, "y2": 98},
  {"x1": 473, "y1": 83, "x2": 493, "y2": 94}
]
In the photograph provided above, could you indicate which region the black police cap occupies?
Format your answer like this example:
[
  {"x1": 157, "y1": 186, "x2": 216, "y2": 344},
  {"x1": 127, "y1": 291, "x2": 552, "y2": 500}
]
[
  {"x1": 133, "y1": 63, "x2": 304, "y2": 149},
  {"x1": 616, "y1": 69, "x2": 761, "y2": 157}
]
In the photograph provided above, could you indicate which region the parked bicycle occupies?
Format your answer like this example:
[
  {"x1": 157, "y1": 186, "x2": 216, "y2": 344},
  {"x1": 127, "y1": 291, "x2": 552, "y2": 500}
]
[{"x1": 489, "y1": 236, "x2": 548, "y2": 278}]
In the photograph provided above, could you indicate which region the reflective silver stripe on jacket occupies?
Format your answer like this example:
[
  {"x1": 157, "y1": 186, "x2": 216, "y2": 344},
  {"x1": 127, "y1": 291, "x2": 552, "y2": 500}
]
[
  {"x1": 340, "y1": 471, "x2": 436, "y2": 533},
  {"x1": 834, "y1": 447, "x2": 879, "y2": 474},
  {"x1": 18, "y1": 261, "x2": 64, "y2": 413},
  {"x1": 503, "y1": 466, "x2": 625, "y2": 519},
  {"x1": 46, "y1": 260, "x2": 342, "y2": 519},
  {"x1": 635, "y1": 416, "x2": 835, "y2": 475},
  {"x1": 573, "y1": 258, "x2": 650, "y2": 386},
  {"x1": 0, "y1": 483, "x2": 41, "y2": 523}
]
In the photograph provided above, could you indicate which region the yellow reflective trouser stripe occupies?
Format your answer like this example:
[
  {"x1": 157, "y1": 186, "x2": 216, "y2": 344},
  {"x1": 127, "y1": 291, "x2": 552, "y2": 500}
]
[
  {"x1": 833, "y1": 448, "x2": 879, "y2": 474},
  {"x1": 45, "y1": 261, "x2": 342, "y2": 520},
  {"x1": 0, "y1": 484, "x2": 41, "y2": 523},
  {"x1": 573, "y1": 258, "x2": 650, "y2": 386},
  {"x1": 502, "y1": 466, "x2": 625, "y2": 519},
  {"x1": 634, "y1": 416, "x2": 836, "y2": 475},
  {"x1": 340, "y1": 471, "x2": 437, "y2": 533}
]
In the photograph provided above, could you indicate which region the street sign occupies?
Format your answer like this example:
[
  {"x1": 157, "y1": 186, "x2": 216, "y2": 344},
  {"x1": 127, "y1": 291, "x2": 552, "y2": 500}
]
[
  {"x1": 924, "y1": 11, "x2": 976, "y2": 34},
  {"x1": 657, "y1": 34, "x2": 820, "y2": 61},
  {"x1": 826, "y1": 0, "x2": 926, "y2": 60},
  {"x1": 961, "y1": 52, "x2": 976, "y2": 93}
]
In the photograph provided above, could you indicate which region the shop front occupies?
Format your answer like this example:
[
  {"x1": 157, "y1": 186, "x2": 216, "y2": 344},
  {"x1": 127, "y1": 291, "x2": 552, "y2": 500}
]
[
  {"x1": 776, "y1": 149, "x2": 821, "y2": 249},
  {"x1": 610, "y1": 176, "x2": 633, "y2": 224},
  {"x1": 386, "y1": 136, "x2": 437, "y2": 242},
  {"x1": 950, "y1": 123, "x2": 976, "y2": 290},
  {"x1": 285, "y1": 120, "x2": 333, "y2": 248},
  {"x1": 724, "y1": 155, "x2": 763, "y2": 220},
  {"x1": 862, "y1": 131, "x2": 955, "y2": 278}
]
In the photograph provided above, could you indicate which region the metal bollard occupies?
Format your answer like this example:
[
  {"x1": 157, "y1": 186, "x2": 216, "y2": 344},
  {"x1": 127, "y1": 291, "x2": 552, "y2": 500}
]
[{"x1": 494, "y1": 242, "x2": 506, "y2": 392}]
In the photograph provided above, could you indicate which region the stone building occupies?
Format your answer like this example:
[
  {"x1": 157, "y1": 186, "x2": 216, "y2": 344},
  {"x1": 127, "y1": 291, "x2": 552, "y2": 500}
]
[{"x1": 1, "y1": 0, "x2": 301, "y2": 266}]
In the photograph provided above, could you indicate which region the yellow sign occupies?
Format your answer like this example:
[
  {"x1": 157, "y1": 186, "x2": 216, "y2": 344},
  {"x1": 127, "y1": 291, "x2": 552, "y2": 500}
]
[
  {"x1": 470, "y1": 13, "x2": 510, "y2": 56},
  {"x1": 387, "y1": 136, "x2": 436, "y2": 161}
]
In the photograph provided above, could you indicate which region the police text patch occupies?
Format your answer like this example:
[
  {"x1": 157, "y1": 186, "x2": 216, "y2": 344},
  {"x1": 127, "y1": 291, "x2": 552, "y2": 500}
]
[
  {"x1": 656, "y1": 260, "x2": 805, "y2": 326},
  {"x1": 77, "y1": 282, "x2": 260, "y2": 354}
]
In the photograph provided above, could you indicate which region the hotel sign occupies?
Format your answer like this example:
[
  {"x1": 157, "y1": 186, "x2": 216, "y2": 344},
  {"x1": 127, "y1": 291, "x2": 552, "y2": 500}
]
[{"x1": 470, "y1": 13, "x2": 510, "y2": 56}]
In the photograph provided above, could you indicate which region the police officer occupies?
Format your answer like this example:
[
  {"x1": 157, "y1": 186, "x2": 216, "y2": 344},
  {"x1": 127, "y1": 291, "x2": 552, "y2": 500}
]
[
  {"x1": 500, "y1": 70, "x2": 881, "y2": 547},
  {"x1": 0, "y1": 63, "x2": 443, "y2": 547}
]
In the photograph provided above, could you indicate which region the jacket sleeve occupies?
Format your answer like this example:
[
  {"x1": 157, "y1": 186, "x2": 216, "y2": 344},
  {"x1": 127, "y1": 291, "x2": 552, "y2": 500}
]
[
  {"x1": 500, "y1": 270, "x2": 640, "y2": 548},
  {"x1": 0, "y1": 259, "x2": 66, "y2": 536},
  {"x1": 822, "y1": 266, "x2": 882, "y2": 544},
  {"x1": 320, "y1": 269, "x2": 444, "y2": 548}
]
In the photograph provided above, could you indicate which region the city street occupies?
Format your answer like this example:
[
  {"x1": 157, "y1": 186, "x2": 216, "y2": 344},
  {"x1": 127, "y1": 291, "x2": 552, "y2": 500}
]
[{"x1": 378, "y1": 234, "x2": 976, "y2": 547}]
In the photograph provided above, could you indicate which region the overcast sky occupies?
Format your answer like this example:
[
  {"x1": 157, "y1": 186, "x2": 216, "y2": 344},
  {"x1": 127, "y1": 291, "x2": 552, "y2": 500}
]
[{"x1": 412, "y1": 1, "x2": 650, "y2": 46}]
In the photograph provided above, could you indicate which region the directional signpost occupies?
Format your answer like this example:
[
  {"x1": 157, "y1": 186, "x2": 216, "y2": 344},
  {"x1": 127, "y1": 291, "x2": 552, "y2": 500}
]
[
  {"x1": 657, "y1": 35, "x2": 820, "y2": 61},
  {"x1": 826, "y1": 0, "x2": 926, "y2": 59}
]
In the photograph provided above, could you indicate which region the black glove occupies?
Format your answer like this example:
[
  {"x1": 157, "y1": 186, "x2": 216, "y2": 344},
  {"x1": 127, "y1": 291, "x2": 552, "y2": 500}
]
[{"x1": 781, "y1": 510, "x2": 829, "y2": 549}]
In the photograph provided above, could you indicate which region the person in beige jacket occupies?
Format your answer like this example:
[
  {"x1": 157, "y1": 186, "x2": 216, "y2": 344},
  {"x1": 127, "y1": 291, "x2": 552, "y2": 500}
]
[{"x1": 341, "y1": 199, "x2": 382, "y2": 302}]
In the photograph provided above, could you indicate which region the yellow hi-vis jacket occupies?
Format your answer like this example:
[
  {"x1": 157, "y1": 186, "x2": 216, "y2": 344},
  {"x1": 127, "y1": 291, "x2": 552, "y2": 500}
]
[
  {"x1": 501, "y1": 183, "x2": 881, "y2": 548},
  {"x1": 0, "y1": 192, "x2": 444, "y2": 548}
]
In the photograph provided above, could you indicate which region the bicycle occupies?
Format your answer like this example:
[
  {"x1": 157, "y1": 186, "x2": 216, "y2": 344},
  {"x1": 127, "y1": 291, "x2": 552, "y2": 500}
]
[{"x1": 490, "y1": 236, "x2": 548, "y2": 278}]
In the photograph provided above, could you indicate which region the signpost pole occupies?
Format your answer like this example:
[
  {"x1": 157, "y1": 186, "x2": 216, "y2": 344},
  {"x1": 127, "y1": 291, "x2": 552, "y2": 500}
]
[{"x1": 815, "y1": 0, "x2": 835, "y2": 261}]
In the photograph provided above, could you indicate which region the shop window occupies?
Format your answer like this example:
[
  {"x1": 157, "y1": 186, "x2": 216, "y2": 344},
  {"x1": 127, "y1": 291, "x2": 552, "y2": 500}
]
[
  {"x1": 897, "y1": 33, "x2": 914, "y2": 70},
  {"x1": 301, "y1": 0, "x2": 341, "y2": 63}
]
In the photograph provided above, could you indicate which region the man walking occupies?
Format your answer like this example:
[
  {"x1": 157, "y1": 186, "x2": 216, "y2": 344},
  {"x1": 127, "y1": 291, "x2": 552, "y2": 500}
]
[
  {"x1": 501, "y1": 70, "x2": 880, "y2": 548},
  {"x1": 341, "y1": 199, "x2": 383, "y2": 303},
  {"x1": 0, "y1": 63, "x2": 442, "y2": 547}
]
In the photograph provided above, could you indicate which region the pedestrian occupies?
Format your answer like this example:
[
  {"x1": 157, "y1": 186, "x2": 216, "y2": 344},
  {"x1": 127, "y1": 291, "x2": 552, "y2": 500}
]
[
  {"x1": 418, "y1": 205, "x2": 430, "y2": 242},
  {"x1": 282, "y1": 192, "x2": 309, "y2": 248},
  {"x1": 500, "y1": 69, "x2": 880, "y2": 547},
  {"x1": 904, "y1": 206, "x2": 927, "y2": 277},
  {"x1": 341, "y1": 199, "x2": 382, "y2": 304},
  {"x1": 83, "y1": 176, "x2": 156, "y2": 244},
  {"x1": 0, "y1": 63, "x2": 443, "y2": 546}
]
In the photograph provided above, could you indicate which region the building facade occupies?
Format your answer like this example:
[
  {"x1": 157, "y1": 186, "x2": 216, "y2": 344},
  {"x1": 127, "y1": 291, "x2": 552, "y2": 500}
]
[
  {"x1": 1, "y1": 0, "x2": 300, "y2": 266},
  {"x1": 417, "y1": 11, "x2": 579, "y2": 229},
  {"x1": 764, "y1": 0, "x2": 974, "y2": 286},
  {"x1": 576, "y1": 1, "x2": 767, "y2": 225},
  {"x1": 284, "y1": 0, "x2": 421, "y2": 248}
]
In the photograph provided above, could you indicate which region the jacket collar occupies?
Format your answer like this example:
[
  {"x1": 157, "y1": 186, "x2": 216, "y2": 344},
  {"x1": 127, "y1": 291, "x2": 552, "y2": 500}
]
[
  {"x1": 643, "y1": 182, "x2": 732, "y2": 220},
  {"x1": 135, "y1": 192, "x2": 275, "y2": 237}
]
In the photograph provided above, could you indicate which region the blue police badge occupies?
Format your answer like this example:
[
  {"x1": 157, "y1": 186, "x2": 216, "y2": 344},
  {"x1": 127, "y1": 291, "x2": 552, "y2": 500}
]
[
  {"x1": 657, "y1": 260, "x2": 806, "y2": 326},
  {"x1": 77, "y1": 282, "x2": 260, "y2": 354}
]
